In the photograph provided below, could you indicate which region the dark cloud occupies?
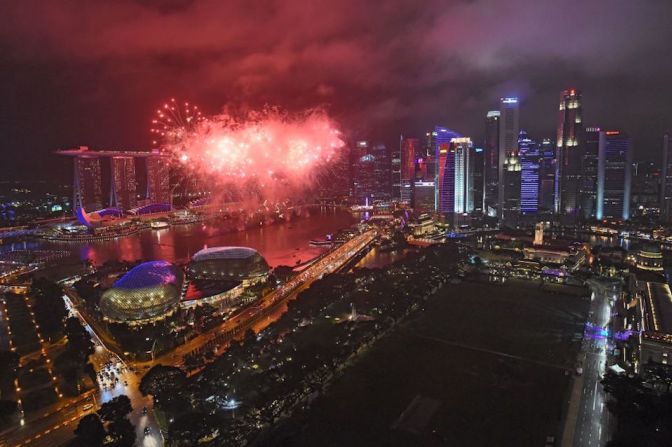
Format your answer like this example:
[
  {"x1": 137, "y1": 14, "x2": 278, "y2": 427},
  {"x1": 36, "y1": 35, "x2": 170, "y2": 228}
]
[{"x1": 1, "y1": 0, "x2": 671, "y2": 180}]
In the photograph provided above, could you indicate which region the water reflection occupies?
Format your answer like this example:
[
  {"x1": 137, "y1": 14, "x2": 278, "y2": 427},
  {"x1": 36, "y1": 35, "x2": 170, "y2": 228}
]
[{"x1": 33, "y1": 208, "x2": 359, "y2": 267}]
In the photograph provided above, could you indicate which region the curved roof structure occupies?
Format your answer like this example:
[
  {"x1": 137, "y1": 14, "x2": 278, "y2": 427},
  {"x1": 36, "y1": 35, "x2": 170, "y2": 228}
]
[
  {"x1": 113, "y1": 261, "x2": 178, "y2": 289},
  {"x1": 100, "y1": 261, "x2": 182, "y2": 323},
  {"x1": 193, "y1": 247, "x2": 260, "y2": 262},
  {"x1": 187, "y1": 246, "x2": 269, "y2": 281}
]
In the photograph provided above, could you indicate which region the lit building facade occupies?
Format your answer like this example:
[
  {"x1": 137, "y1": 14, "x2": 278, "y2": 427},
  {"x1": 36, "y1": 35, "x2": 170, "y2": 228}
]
[
  {"x1": 413, "y1": 181, "x2": 435, "y2": 212},
  {"x1": 110, "y1": 156, "x2": 137, "y2": 211},
  {"x1": 100, "y1": 261, "x2": 183, "y2": 325},
  {"x1": 484, "y1": 111, "x2": 500, "y2": 217},
  {"x1": 471, "y1": 146, "x2": 484, "y2": 215},
  {"x1": 372, "y1": 143, "x2": 390, "y2": 200},
  {"x1": 499, "y1": 98, "x2": 520, "y2": 221},
  {"x1": 400, "y1": 137, "x2": 420, "y2": 204},
  {"x1": 539, "y1": 139, "x2": 556, "y2": 213},
  {"x1": 351, "y1": 141, "x2": 376, "y2": 205},
  {"x1": 660, "y1": 133, "x2": 672, "y2": 221},
  {"x1": 596, "y1": 130, "x2": 632, "y2": 220},
  {"x1": 556, "y1": 89, "x2": 584, "y2": 217},
  {"x1": 391, "y1": 139, "x2": 401, "y2": 200},
  {"x1": 433, "y1": 127, "x2": 461, "y2": 213},
  {"x1": 146, "y1": 152, "x2": 171, "y2": 205},
  {"x1": 453, "y1": 138, "x2": 474, "y2": 214},
  {"x1": 73, "y1": 155, "x2": 103, "y2": 211},
  {"x1": 580, "y1": 127, "x2": 600, "y2": 220},
  {"x1": 518, "y1": 131, "x2": 540, "y2": 215}
]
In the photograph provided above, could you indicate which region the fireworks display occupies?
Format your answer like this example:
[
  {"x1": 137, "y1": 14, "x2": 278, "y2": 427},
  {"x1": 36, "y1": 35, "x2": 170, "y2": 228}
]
[
  {"x1": 150, "y1": 98, "x2": 204, "y2": 146},
  {"x1": 152, "y1": 103, "x2": 346, "y2": 203}
]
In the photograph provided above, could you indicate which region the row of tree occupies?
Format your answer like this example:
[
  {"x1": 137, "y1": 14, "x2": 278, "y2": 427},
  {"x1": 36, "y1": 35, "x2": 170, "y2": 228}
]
[{"x1": 70, "y1": 395, "x2": 136, "y2": 447}]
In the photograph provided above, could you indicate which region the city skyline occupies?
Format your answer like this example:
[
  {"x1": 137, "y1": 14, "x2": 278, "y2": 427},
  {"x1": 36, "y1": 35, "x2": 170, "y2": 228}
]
[{"x1": 1, "y1": 0, "x2": 672, "y2": 182}]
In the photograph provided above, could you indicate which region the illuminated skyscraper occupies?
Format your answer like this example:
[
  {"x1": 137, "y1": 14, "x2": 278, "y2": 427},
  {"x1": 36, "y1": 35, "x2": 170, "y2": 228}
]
[
  {"x1": 391, "y1": 139, "x2": 401, "y2": 199},
  {"x1": 580, "y1": 127, "x2": 600, "y2": 220},
  {"x1": 596, "y1": 130, "x2": 632, "y2": 220},
  {"x1": 538, "y1": 139, "x2": 556, "y2": 212},
  {"x1": 351, "y1": 140, "x2": 375, "y2": 205},
  {"x1": 372, "y1": 143, "x2": 391, "y2": 200},
  {"x1": 433, "y1": 127, "x2": 461, "y2": 212},
  {"x1": 146, "y1": 151, "x2": 171, "y2": 205},
  {"x1": 499, "y1": 98, "x2": 520, "y2": 221},
  {"x1": 556, "y1": 89, "x2": 584, "y2": 217},
  {"x1": 110, "y1": 156, "x2": 137, "y2": 210},
  {"x1": 73, "y1": 154, "x2": 103, "y2": 211},
  {"x1": 453, "y1": 138, "x2": 474, "y2": 214},
  {"x1": 483, "y1": 111, "x2": 500, "y2": 217},
  {"x1": 518, "y1": 131, "x2": 539, "y2": 215},
  {"x1": 471, "y1": 146, "x2": 484, "y2": 214},
  {"x1": 660, "y1": 133, "x2": 672, "y2": 221},
  {"x1": 400, "y1": 137, "x2": 419, "y2": 204}
]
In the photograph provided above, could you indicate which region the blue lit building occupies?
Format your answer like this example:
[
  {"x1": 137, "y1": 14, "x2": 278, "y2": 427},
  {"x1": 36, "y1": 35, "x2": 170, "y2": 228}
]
[
  {"x1": 100, "y1": 261, "x2": 183, "y2": 324},
  {"x1": 519, "y1": 131, "x2": 540, "y2": 215},
  {"x1": 596, "y1": 131, "x2": 632, "y2": 220}
]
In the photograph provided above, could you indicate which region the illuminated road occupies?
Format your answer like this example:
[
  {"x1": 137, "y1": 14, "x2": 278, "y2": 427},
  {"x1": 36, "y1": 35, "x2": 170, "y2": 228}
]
[
  {"x1": 562, "y1": 279, "x2": 617, "y2": 447},
  {"x1": 0, "y1": 294, "x2": 163, "y2": 447},
  {"x1": 64, "y1": 293, "x2": 164, "y2": 447},
  {"x1": 1, "y1": 230, "x2": 375, "y2": 447},
  {"x1": 144, "y1": 230, "x2": 377, "y2": 369}
]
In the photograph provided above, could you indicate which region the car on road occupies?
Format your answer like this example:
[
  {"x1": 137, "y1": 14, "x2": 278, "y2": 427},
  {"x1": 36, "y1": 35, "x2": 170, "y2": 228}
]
[
  {"x1": 144, "y1": 426, "x2": 151, "y2": 436},
  {"x1": 575, "y1": 367, "x2": 583, "y2": 376}
]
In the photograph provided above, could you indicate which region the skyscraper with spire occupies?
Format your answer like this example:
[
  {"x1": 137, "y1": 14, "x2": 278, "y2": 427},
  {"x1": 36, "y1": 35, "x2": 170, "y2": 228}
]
[{"x1": 556, "y1": 89, "x2": 584, "y2": 218}]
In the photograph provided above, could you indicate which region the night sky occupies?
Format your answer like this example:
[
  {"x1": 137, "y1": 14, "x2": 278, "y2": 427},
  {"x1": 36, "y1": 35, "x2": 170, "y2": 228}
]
[{"x1": 1, "y1": 0, "x2": 671, "y2": 183}]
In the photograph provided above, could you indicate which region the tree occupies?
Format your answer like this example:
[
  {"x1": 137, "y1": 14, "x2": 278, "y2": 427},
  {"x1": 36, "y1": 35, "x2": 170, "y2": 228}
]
[
  {"x1": 139, "y1": 365, "x2": 186, "y2": 397},
  {"x1": 31, "y1": 278, "x2": 68, "y2": 337},
  {"x1": 98, "y1": 395, "x2": 132, "y2": 423},
  {"x1": 167, "y1": 412, "x2": 225, "y2": 446},
  {"x1": 0, "y1": 400, "x2": 17, "y2": 424},
  {"x1": 72, "y1": 414, "x2": 105, "y2": 447},
  {"x1": 64, "y1": 317, "x2": 94, "y2": 362},
  {"x1": 105, "y1": 418, "x2": 136, "y2": 447}
]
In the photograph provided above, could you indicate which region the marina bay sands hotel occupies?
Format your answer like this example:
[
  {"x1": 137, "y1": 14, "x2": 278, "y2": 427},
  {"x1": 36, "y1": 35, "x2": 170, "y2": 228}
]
[{"x1": 57, "y1": 146, "x2": 171, "y2": 214}]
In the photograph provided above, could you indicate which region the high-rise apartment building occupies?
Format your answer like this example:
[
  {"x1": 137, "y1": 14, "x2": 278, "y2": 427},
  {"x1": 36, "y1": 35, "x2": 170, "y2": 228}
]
[
  {"x1": 596, "y1": 130, "x2": 632, "y2": 220},
  {"x1": 556, "y1": 89, "x2": 584, "y2": 217},
  {"x1": 499, "y1": 98, "x2": 520, "y2": 221},
  {"x1": 483, "y1": 110, "x2": 500, "y2": 217},
  {"x1": 518, "y1": 131, "x2": 539, "y2": 215}
]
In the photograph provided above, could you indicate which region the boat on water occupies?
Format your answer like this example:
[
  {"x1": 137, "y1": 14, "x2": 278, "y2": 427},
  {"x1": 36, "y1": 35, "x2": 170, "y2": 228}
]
[{"x1": 150, "y1": 221, "x2": 170, "y2": 229}]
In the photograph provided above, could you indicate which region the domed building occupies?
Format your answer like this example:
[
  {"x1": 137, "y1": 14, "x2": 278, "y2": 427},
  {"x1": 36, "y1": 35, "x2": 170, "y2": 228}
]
[
  {"x1": 636, "y1": 244, "x2": 664, "y2": 272},
  {"x1": 186, "y1": 247, "x2": 269, "y2": 286},
  {"x1": 100, "y1": 261, "x2": 183, "y2": 324}
]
